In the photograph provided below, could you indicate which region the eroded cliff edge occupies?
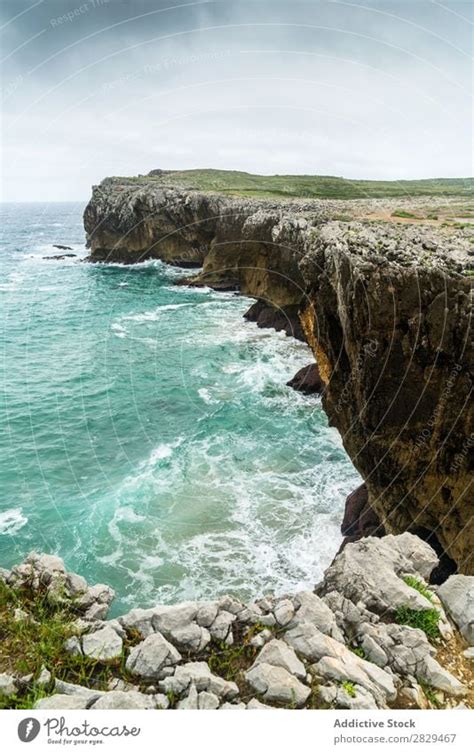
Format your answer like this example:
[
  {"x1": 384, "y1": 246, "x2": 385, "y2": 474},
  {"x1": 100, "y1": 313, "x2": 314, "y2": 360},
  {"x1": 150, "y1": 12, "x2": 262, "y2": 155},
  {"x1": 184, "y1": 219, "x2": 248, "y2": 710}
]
[{"x1": 84, "y1": 178, "x2": 473, "y2": 574}]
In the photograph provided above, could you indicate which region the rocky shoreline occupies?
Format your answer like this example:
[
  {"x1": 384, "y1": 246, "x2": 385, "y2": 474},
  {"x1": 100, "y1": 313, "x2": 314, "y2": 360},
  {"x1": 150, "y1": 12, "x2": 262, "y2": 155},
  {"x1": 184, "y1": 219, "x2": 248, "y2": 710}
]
[
  {"x1": 0, "y1": 536, "x2": 473, "y2": 710},
  {"x1": 84, "y1": 177, "x2": 473, "y2": 574}
]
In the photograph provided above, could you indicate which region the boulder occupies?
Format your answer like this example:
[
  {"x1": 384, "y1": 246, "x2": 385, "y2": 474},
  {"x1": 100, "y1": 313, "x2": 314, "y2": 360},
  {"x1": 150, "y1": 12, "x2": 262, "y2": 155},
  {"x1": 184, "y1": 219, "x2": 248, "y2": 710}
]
[
  {"x1": 126, "y1": 633, "x2": 181, "y2": 680},
  {"x1": 91, "y1": 691, "x2": 156, "y2": 710},
  {"x1": 290, "y1": 591, "x2": 344, "y2": 641},
  {"x1": 35, "y1": 694, "x2": 90, "y2": 709},
  {"x1": 419, "y1": 655, "x2": 467, "y2": 697},
  {"x1": 159, "y1": 661, "x2": 238, "y2": 700},
  {"x1": 319, "y1": 534, "x2": 439, "y2": 615},
  {"x1": 286, "y1": 363, "x2": 323, "y2": 394},
  {"x1": 81, "y1": 625, "x2": 123, "y2": 661},
  {"x1": 245, "y1": 663, "x2": 310, "y2": 707},
  {"x1": 437, "y1": 575, "x2": 474, "y2": 645},
  {"x1": 251, "y1": 639, "x2": 306, "y2": 679}
]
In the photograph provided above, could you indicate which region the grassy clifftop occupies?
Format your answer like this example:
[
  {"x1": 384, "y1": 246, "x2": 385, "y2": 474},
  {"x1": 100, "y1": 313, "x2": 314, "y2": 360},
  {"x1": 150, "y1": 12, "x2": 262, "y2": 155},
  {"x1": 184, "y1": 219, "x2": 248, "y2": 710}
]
[{"x1": 117, "y1": 168, "x2": 474, "y2": 200}]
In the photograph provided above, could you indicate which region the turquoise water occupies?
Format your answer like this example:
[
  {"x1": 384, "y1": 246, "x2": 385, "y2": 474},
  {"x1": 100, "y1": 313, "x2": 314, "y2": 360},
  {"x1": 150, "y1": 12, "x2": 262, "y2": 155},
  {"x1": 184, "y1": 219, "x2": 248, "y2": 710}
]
[{"x1": 0, "y1": 202, "x2": 360, "y2": 615}]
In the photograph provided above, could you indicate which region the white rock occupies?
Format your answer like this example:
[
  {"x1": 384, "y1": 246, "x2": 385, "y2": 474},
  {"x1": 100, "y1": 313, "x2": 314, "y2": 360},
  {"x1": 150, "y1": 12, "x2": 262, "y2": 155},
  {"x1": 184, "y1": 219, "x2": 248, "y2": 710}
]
[
  {"x1": 66, "y1": 572, "x2": 88, "y2": 596},
  {"x1": 209, "y1": 611, "x2": 235, "y2": 643},
  {"x1": 151, "y1": 603, "x2": 198, "y2": 634},
  {"x1": 177, "y1": 683, "x2": 199, "y2": 709},
  {"x1": 291, "y1": 592, "x2": 344, "y2": 641},
  {"x1": 463, "y1": 647, "x2": 474, "y2": 660},
  {"x1": 36, "y1": 666, "x2": 51, "y2": 687},
  {"x1": 160, "y1": 661, "x2": 238, "y2": 700},
  {"x1": 64, "y1": 636, "x2": 83, "y2": 656},
  {"x1": 35, "y1": 694, "x2": 89, "y2": 709},
  {"x1": 82, "y1": 625, "x2": 123, "y2": 661},
  {"x1": 252, "y1": 639, "x2": 306, "y2": 679},
  {"x1": 196, "y1": 603, "x2": 218, "y2": 627},
  {"x1": 314, "y1": 654, "x2": 396, "y2": 707},
  {"x1": 198, "y1": 691, "x2": 220, "y2": 709},
  {"x1": 91, "y1": 691, "x2": 156, "y2": 709},
  {"x1": 119, "y1": 607, "x2": 156, "y2": 637},
  {"x1": 126, "y1": 633, "x2": 181, "y2": 679},
  {"x1": 54, "y1": 679, "x2": 104, "y2": 700},
  {"x1": 220, "y1": 702, "x2": 246, "y2": 709},
  {"x1": 0, "y1": 673, "x2": 17, "y2": 698},
  {"x1": 419, "y1": 655, "x2": 467, "y2": 697},
  {"x1": 438, "y1": 575, "x2": 474, "y2": 646},
  {"x1": 246, "y1": 663, "x2": 310, "y2": 707},
  {"x1": 170, "y1": 624, "x2": 211, "y2": 653},
  {"x1": 274, "y1": 599, "x2": 295, "y2": 626},
  {"x1": 247, "y1": 698, "x2": 274, "y2": 709}
]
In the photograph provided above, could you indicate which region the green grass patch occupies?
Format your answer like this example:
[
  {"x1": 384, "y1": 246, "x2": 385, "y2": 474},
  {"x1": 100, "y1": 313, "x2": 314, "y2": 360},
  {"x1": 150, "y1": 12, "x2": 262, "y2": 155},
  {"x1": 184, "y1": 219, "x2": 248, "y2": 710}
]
[
  {"x1": 106, "y1": 170, "x2": 474, "y2": 201},
  {"x1": 403, "y1": 575, "x2": 434, "y2": 603},
  {"x1": 395, "y1": 606, "x2": 440, "y2": 640},
  {"x1": 391, "y1": 210, "x2": 420, "y2": 219},
  {"x1": 342, "y1": 680, "x2": 357, "y2": 698},
  {"x1": 0, "y1": 580, "x2": 139, "y2": 709},
  {"x1": 419, "y1": 680, "x2": 442, "y2": 709}
]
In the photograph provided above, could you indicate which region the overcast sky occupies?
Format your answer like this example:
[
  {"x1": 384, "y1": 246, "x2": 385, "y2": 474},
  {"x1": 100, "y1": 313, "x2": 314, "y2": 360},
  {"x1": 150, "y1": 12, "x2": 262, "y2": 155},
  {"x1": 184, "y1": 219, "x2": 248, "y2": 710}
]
[{"x1": 0, "y1": 0, "x2": 472, "y2": 201}]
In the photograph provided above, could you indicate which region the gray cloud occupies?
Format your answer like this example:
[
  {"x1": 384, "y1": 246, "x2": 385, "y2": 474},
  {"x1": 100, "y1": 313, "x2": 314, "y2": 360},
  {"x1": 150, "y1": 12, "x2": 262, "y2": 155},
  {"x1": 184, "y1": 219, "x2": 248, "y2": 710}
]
[{"x1": 1, "y1": 0, "x2": 472, "y2": 200}]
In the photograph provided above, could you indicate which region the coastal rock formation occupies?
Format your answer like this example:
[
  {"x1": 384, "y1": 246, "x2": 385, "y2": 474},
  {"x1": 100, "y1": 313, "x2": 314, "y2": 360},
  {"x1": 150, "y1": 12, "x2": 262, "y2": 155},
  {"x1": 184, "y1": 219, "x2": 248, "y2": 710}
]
[
  {"x1": 1, "y1": 538, "x2": 472, "y2": 710},
  {"x1": 299, "y1": 222, "x2": 473, "y2": 574},
  {"x1": 84, "y1": 179, "x2": 473, "y2": 574}
]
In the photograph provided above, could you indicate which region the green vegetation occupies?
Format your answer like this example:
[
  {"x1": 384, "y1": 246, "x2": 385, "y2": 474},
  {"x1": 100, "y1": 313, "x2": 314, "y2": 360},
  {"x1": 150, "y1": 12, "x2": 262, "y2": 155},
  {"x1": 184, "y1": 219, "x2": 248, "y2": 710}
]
[
  {"x1": 391, "y1": 210, "x2": 420, "y2": 219},
  {"x1": 0, "y1": 580, "x2": 138, "y2": 709},
  {"x1": 395, "y1": 605, "x2": 441, "y2": 640},
  {"x1": 419, "y1": 680, "x2": 442, "y2": 708},
  {"x1": 350, "y1": 646, "x2": 366, "y2": 659},
  {"x1": 110, "y1": 169, "x2": 474, "y2": 201},
  {"x1": 342, "y1": 680, "x2": 357, "y2": 698},
  {"x1": 403, "y1": 575, "x2": 434, "y2": 603}
]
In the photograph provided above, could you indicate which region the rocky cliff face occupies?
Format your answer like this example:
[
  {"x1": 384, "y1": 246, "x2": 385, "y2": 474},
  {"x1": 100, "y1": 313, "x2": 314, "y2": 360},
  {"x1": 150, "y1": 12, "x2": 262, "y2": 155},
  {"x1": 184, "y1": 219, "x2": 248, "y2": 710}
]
[{"x1": 84, "y1": 179, "x2": 473, "y2": 574}]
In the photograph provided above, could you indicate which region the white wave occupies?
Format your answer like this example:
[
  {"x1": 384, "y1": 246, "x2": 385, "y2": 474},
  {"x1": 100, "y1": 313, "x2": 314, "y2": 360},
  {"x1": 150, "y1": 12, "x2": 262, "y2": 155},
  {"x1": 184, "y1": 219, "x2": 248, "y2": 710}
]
[
  {"x1": 111, "y1": 322, "x2": 127, "y2": 338},
  {"x1": 123, "y1": 303, "x2": 190, "y2": 323},
  {"x1": 0, "y1": 508, "x2": 28, "y2": 535}
]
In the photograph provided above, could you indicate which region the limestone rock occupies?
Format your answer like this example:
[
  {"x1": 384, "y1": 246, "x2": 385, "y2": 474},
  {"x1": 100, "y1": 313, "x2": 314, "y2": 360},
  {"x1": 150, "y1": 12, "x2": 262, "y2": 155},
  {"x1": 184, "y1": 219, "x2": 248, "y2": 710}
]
[
  {"x1": 438, "y1": 575, "x2": 474, "y2": 645},
  {"x1": 91, "y1": 691, "x2": 156, "y2": 709},
  {"x1": 419, "y1": 655, "x2": 467, "y2": 697},
  {"x1": 35, "y1": 694, "x2": 89, "y2": 710},
  {"x1": 81, "y1": 625, "x2": 123, "y2": 661},
  {"x1": 159, "y1": 661, "x2": 238, "y2": 700},
  {"x1": 274, "y1": 599, "x2": 295, "y2": 626},
  {"x1": 0, "y1": 673, "x2": 17, "y2": 698},
  {"x1": 252, "y1": 639, "x2": 306, "y2": 679},
  {"x1": 319, "y1": 534, "x2": 439, "y2": 615},
  {"x1": 245, "y1": 663, "x2": 310, "y2": 707},
  {"x1": 126, "y1": 633, "x2": 181, "y2": 680},
  {"x1": 290, "y1": 591, "x2": 344, "y2": 641},
  {"x1": 198, "y1": 691, "x2": 220, "y2": 709}
]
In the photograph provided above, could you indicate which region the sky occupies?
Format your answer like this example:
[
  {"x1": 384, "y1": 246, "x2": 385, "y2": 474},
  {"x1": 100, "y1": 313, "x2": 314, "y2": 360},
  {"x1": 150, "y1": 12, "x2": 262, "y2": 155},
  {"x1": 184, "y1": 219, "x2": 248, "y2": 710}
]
[{"x1": 0, "y1": 0, "x2": 472, "y2": 201}]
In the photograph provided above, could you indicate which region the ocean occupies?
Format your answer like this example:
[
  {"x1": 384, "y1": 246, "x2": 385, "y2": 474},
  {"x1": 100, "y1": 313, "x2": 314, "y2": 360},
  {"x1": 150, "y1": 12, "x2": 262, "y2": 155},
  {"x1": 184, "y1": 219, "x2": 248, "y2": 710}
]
[{"x1": 0, "y1": 202, "x2": 360, "y2": 615}]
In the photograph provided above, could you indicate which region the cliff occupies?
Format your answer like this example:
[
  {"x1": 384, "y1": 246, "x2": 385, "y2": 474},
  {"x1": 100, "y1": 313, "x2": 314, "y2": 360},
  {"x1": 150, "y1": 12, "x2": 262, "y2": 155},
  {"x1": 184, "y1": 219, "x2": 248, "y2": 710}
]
[{"x1": 83, "y1": 175, "x2": 473, "y2": 575}]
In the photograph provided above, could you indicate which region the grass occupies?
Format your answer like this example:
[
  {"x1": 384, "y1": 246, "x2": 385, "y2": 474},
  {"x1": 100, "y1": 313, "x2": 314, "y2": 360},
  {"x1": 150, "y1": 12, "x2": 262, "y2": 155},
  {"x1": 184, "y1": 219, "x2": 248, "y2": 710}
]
[
  {"x1": 105, "y1": 169, "x2": 474, "y2": 200},
  {"x1": 394, "y1": 605, "x2": 441, "y2": 640},
  {"x1": 419, "y1": 680, "x2": 442, "y2": 709},
  {"x1": 350, "y1": 646, "x2": 366, "y2": 659},
  {"x1": 342, "y1": 680, "x2": 357, "y2": 698},
  {"x1": 403, "y1": 575, "x2": 434, "y2": 603},
  {"x1": 391, "y1": 210, "x2": 421, "y2": 219},
  {"x1": 0, "y1": 580, "x2": 139, "y2": 709}
]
